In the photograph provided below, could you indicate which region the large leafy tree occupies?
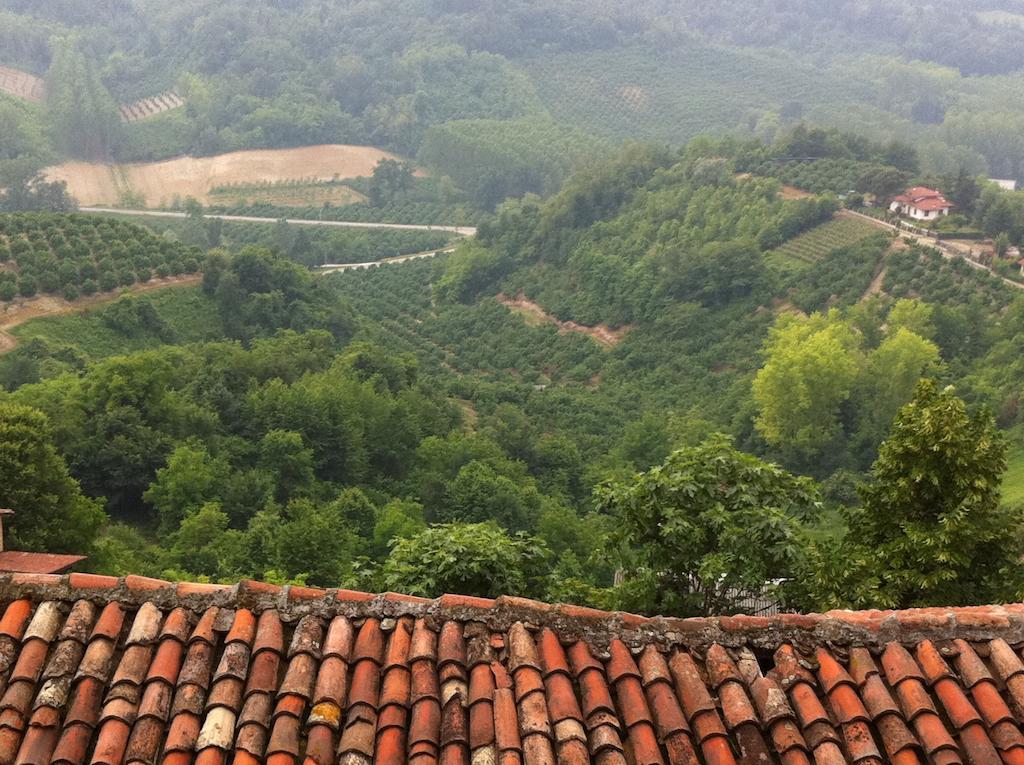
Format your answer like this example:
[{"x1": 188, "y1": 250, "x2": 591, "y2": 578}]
[
  {"x1": 598, "y1": 436, "x2": 822, "y2": 616},
  {"x1": 378, "y1": 522, "x2": 550, "y2": 599},
  {"x1": 799, "y1": 380, "x2": 1024, "y2": 609},
  {"x1": 0, "y1": 402, "x2": 107, "y2": 553},
  {"x1": 753, "y1": 312, "x2": 860, "y2": 461}
]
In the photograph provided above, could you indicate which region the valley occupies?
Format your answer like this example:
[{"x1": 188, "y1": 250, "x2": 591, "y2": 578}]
[{"x1": 1, "y1": 0, "x2": 1024, "y2": 622}]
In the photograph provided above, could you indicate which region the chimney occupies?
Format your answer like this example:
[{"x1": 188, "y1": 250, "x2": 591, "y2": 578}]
[{"x1": 0, "y1": 509, "x2": 13, "y2": 552}]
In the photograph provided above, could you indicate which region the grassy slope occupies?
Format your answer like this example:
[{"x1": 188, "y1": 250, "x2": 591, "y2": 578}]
[
  {"x1": 1004, "y1": 445, "x2": 1024, "y2": 507},
  {"x1": 10, "y1": 286, "x2": 221, "y2": 357}
]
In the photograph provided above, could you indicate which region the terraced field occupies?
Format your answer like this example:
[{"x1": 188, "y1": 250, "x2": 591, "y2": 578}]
[
  {"x1": 119, "y1": 91, "x2": 185, "y2": 122},
  {"x1": 0, "y1": 65, "x2": 45, "y2": 102},
  {"x1": 767, "y1": 215, "x2": 881, "y2": 269}
]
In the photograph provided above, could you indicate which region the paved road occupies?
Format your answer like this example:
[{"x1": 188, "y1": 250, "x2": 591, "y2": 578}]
[
  {"x1": 843, "y1": 209, "x2": 1023, "y2": 291},
  {"x1": 79, "y1": 207, "x2": 477, "y2": 237},
  {"x1": 319, "y1": 245, "x2": 458, "y2": 273}
]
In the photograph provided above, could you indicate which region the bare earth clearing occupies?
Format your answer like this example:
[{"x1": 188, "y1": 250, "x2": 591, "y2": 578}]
[
  {"x1": 0, "y1": 275, "x2": 202, "y2": 355},
  {"x1": 0, "y1": 66, "x2": 45, "y2": 102},
  {"x1": 779, "y1": 185, "x2": 813, "y2": 200},
  {"x1": 497, "y1": 293, "x2": 629, "y2": 348},
  {"x1": 45, "y1": 145, "x2": 411, "y2": 207}
]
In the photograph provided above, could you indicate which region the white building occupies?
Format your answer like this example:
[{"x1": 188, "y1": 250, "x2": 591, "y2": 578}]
[{"x1": 889, "y1": 187, "x2": 954, "y2": 221}]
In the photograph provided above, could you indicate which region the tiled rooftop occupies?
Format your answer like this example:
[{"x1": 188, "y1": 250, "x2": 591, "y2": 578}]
[
  {"x1": 2, "y1": 573, "x2": 1024, "y2": 765},
  {"x1": 0, "y1": 554, "x2": 87, "y2": 576}
]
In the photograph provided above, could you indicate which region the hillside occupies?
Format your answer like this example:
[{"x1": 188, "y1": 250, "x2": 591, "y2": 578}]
[
  {"x1": 0, "y1": 213, "x2": 204, "y2": 302},
  {"x1": 2, "y1": 0, "x2": 1024, "y2": 230},
  {"x1": 2, "y1": 138, "x2": 1021, "y2": 602}
]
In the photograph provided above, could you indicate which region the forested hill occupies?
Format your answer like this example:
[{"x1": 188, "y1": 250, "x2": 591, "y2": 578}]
[
  {"x1": 436, "y1": 140, "x2": 1024, "y2": 479},
  {"x1": 3, "y1": 0, "x2": 1024, "y2": 206}
]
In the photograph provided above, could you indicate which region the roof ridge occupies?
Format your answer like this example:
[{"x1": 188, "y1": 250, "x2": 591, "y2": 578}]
[
  {"x1": 2, "y1": 572, "x2": 1022, "y2": 651},
  {"x1": 4, "y1": 573, "x2": 1019, "y2": 651}
]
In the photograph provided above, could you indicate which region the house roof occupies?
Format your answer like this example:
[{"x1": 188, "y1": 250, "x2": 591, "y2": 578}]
[
  {"x1": 1, "y1": 572, "x2": 1024, "y2": 765},
  {"x1": 892, "y1": 187, "x2": 953, "y2": 212},
  {"x1": 0, "y1": 552, "x2": 87, "y2": 575}
]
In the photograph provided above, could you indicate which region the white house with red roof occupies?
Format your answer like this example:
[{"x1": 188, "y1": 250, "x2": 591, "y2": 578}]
[{"x1": 889, "y1": 186, "x2": 954, "y2": 220}]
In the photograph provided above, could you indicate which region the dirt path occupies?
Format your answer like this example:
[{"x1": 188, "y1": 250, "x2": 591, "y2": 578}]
[
  {"x1": 0, "y1": 275, "x2": 202, "y2": 355},
  {"x1": 496, "y1": 293, "x2": 628, "y2": 348},
  {"x1": 861, "y1": 264, "x2": 889, "y2": 300}
]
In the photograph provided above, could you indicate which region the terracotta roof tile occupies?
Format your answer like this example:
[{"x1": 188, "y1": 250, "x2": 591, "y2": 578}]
[
  {"x1": 312, "y1": 655, "x2": 346, "y2": 707},
  {"x1": 0, "y1": 601, "x2": 33, "y2": 640},
  {"x1": 353, "y1": 618, "x2": 384, "y2": 664},
  {"x1": 89, "y1": 604, "x2": 124, "y2": 642},
  {"x1": 323, "y1": 616, "x2": 353, "y2": 659},
  {"x1": 206, "y1": 677, "x2": 244, "y2": 712},
  {"x1": 189, "y1": 607, "x2": 218, "y2": 645},
  {"x1": 239, "y1": 692, "x2": 272, "y2": 728},
  {"x1": 125, "y1": 603, "x2": 162, "y2": 646},
  {"x1": 303, "y1": 723, "x2": 334, "y2": 764},
  {"x1": 251, "y1": 611, "x2": 283, "y2": 656},
  {"x1": 5, "y1": 577, "x2": 1024, "y2": 764},
  {"x1": 287, "y1": 615, "x2": 323, "y2": 659}
]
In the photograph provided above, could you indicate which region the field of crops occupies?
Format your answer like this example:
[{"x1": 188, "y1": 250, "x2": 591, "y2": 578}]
[
  {"x1": 746, "y1": 158, "x2": 888, "y2": 195},
  {"x1": 329, "y1": 257, "x2": 603, "y2": 385},
  {"x1": 767, "y1": 215, "x2": 882, "y2": 270},
  {"x1": 208, "y1": 179, "x2": 366, "y2": 208},
  {"x1": 0, "y1": 213, "x2": 203, "y2": 302},
  {"x1": 525, "y1": 44, "x2": 873, "y2": 145}
]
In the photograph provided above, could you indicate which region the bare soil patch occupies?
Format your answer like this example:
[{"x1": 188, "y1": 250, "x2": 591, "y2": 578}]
[
  {"x1": 780, "y1": 185, "x2": 813, "y2": 200},
  {"x1": 44, "y1": 145, "x2": 412, "y2": 207},
  {"x1": 0, "y1": 66, "x2": 45, "y2": 102},
  {"x1": 0, "y1": 275, "x2": 202, "y2": 354},
  {"x1": 497, "y1": 292, "x2": 629, "y2": 348}
]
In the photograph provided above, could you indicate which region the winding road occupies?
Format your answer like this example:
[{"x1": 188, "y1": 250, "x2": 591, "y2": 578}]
[{"x1": 79, "y1": 207, "x2": 477, "y2": 237}]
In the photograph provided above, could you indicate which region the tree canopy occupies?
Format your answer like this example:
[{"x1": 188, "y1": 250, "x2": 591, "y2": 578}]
[{"x1": 598, "y1": 437, "x2": 822, "y2": 616}]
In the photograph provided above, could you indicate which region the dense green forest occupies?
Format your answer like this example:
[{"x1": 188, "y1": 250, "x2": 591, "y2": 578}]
[{"x1": 3, "y1": 136, "x2": 1024, "y2": 613}]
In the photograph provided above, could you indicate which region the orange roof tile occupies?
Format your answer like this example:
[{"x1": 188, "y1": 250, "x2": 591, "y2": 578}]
[{"x1": 3, "y1": 573, "x2": 1024, "y2": 763}]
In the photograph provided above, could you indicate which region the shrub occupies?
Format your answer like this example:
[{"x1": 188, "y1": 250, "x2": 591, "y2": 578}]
[
  {"x1": 18, "y1": 275, "x2": 38, "y2": 298},
  {"x1": 99, "y1": 272, "x2": 119, "y2": 292}
]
